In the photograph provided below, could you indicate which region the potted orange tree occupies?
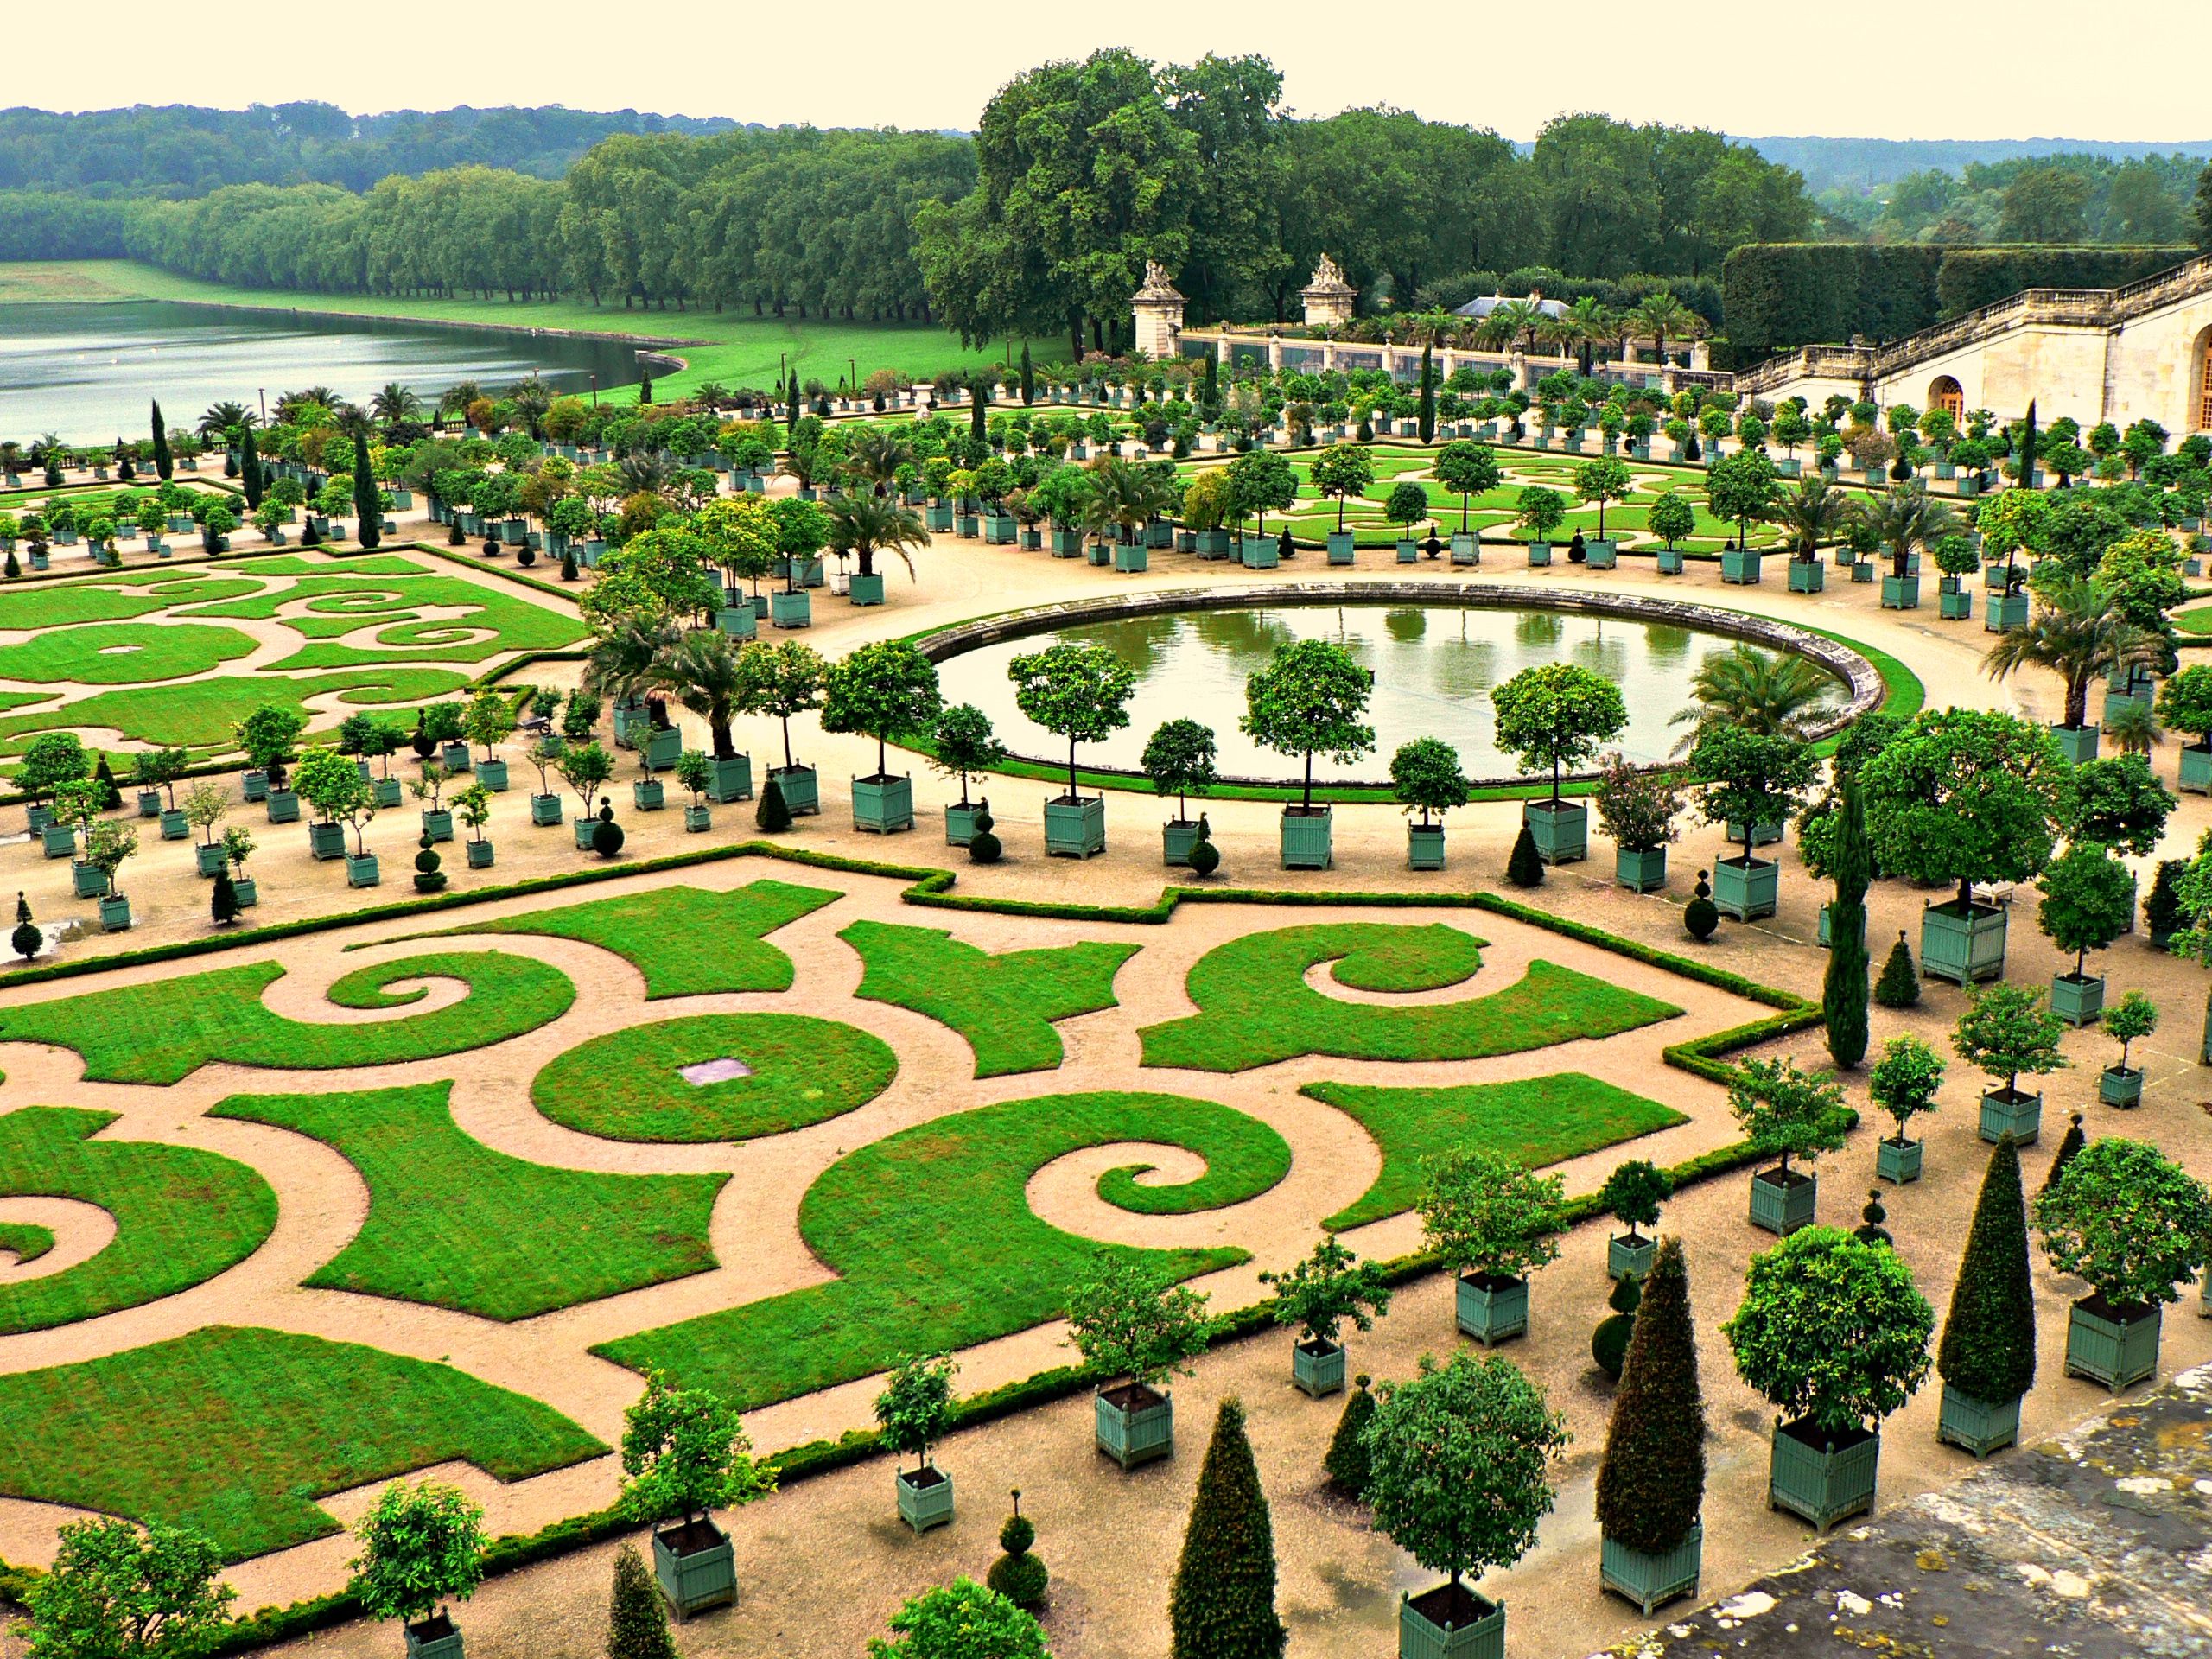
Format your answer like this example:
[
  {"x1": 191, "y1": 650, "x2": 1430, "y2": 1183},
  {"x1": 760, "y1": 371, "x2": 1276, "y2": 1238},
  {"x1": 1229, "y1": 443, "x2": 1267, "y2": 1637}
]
[
  {"x1": 1420, "y1": 1147, "x2": 1565, "y2": 1345},
  {"x1": 1065, "y1": 1256, "x2": 1211, "y2": 1471},
  {"x1": 875, "y1": 1353, "x2": 957, "y2": 1534},
  {"x1": 619, "y1": 1372, "x2": 774, "y2": 1620},
  {"x1": 1257, "y1": 1232, "x2": 1391, "y2": 1399}
]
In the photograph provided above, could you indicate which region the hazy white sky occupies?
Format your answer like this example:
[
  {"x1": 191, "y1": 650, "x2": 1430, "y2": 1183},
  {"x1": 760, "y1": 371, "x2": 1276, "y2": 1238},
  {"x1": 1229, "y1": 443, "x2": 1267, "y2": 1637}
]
[{"x1": 23, "y1": 0, "x2": 2212, "y2": 143}]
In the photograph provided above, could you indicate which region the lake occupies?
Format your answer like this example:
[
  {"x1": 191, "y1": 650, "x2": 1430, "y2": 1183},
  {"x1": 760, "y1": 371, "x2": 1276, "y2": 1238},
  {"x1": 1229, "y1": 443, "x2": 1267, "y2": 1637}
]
[
  {"x1": 0, "y1": 300, "x2": 652, "y2": 442},
  {"x1": 933, "y1": 599, "x2": 1845, "y2": 786}
]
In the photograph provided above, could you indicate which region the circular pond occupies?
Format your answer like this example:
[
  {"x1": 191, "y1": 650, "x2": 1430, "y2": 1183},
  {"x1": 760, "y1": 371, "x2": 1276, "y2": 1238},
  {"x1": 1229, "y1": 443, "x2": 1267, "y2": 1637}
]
[{"x1": 929, "y1": 589, "x2": 1857, "y2": 787}]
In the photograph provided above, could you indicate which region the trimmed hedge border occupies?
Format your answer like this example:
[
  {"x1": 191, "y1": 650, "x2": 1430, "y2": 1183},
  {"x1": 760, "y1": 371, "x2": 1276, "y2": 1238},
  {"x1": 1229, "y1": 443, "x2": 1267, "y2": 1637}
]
[{"x1": 0, "y1": 840, "x2": 1819, "y2": 1648}]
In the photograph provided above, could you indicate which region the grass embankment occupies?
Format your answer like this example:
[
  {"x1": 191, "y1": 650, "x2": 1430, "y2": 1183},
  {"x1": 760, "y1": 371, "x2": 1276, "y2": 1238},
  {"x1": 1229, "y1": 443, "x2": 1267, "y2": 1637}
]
[{"x1": 0, "y1": 260, "x2": 1062, "y2": 404}]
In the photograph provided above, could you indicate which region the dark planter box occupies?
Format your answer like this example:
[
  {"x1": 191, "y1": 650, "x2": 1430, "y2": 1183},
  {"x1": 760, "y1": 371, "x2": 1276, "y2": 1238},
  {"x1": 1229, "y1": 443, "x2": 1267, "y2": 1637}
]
[
  {"x1": 2180, "y1": 744, "x2": 2212, "y2": 795},
  {"x1": 1607, "y1": 1231, "x2": 1656, "y2": 1281},
  {"x1": 2064, "y1": 1295, "x2": 2160, "y2": 1390},
  {"x1": 440, "y1": 741, "x2": 471, "y2": 772},
  {"x1": 574, "y1": 817, "x2": 599, "y2": 849},
  {"x1": 1455, "y1": 1271, "x2": 1528, "y2": 1345},
  {"x1": 1599, "y1": 1522, "x2": 1702, "y2": 1616},
  {"x1": 1161, "y1": 818, "x2": 1202, "y2": 866},
  {"x1": 1923, "y1": 900, "x2": 2006, "y2": 984},
  {"x1": 895, "y1": 1466, "x2": 955, "y2": 1535},
  {"x1": 1326, "y1": 531, "x2": 1356, "y2": 564},
  {"x1": 1936, "y1": 1384, "x2": 2020, "y2": 1457},
  {"x1": 852, "y1": 773, "x2": 914, "y2": 833},
  {"x1": 1523, "y1": 798, "x2": 1586, "y2": 863},
  {"x1": 2050, "y1": 724, "x2": 2100, "y2": 765},
  {"x1": 770, "y1": 765, "x2": 820, "y2": 815},
  {"x1": 1451, "y1": 532, "x2": 1479, "y2": 565},
  {"x1": 1293, "y1": 1336, "x2": 1345, "y2": 1399},
  {"x1": 652, "y1": 1519, "x2": 737, "y2": 1620},
  {"x1": 1096, "y1": 1382, "x2": 1173, "y2": 1470},
  {"x1": 849, "y1": 573, "x2": 886, "y2": 606},
  {"x1": 1939, "y1": 587, "x2": 1974, "y2": 619},
  {"x1": 1044, "y1": 794, "x2": 1106, "y2": 857},
  {"x1": 1656, "y1": 548, "x2": 1684, "y2": 574},
  {"x1": 1113, "y1": 543, "x2": 1147, "y2": 573},
  {"x1": 1876, "y1": 1136, "x2": 1923, "y2": 1184},
  {"x1": 1279, "y1": 805, "x2": 1332, "y2": 869},
  {"x1": 308, "y1": 821, "x2": 346, "y2": 861},
  {"x1": 1399, "y1": 1585, "x2": 1504, "y2": 1659},
  {"x1": 1713, "y1": 855, "x2": 1778, "y2": 921},
  {"x1": 136, "y1": 789, "x2": 161, "y2": 818},
  {"x1": 2100, "y1": 1065, "x2": 2143, "y2": 1108},
  {"x1": 1986, "y1": 591, "x2": 2030, "y2": 632},
  {"x1": 1769, "y1": 1419, "x2": 1878, "y2": 1530},
  {"x1": 1615, "y1": 846, "x2": 1667, "y2": 893},
  {"x1": 1882, "y1": 574, "x2": 1920, "y2": 609},
  {"x1": 265, "y1": 789, "x2": 300, "y2": 824},
  {"x1": 1749, "y1": 1166, "x2": 1815, "y2": 1235},
  {"x1": 1979, "y1": 1088, "x2": 2041, "y2": 1146},
  {"x1": 403, "y1": 1614, "x2": 464, "y2": 1659},
  {"x1": 2051, "y1": 971, "x2": 2103, "y2": 1027},
  {"x1": 1407, "y1": 823, "x2": 1446, "y2": 870}
]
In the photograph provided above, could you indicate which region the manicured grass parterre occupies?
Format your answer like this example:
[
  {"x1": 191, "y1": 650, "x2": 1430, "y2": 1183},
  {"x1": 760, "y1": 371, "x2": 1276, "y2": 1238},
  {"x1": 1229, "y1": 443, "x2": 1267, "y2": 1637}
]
[
  {"x1": 0, "y1": 1325, "x2": 605, "y2": 1560},
  {"x1": 0, "y1": 571, "x2": 265, "y2": 629},
  {"x1": 0, "y1": 1107, "x2": 276, "y2": 1334},
  {"x1": 0, "y1": 950, "x2": 575, "y2": 1084},
  {"x1": 594, "y1": 1090, "x2": 1291, "y2": 1408},
  {"x1": 0, "y1": 665, "x2": 475, "y2": 757},
  {"x1": 0, "y1": 620, "x2": 257, "y2": 685},
  {"x1": 529, "y1": 1012, "x2": 897, "y2": 1143},
  {"x1": 176, "y1": 568, "x2": 588, "y2": 665},
  {"x1": 1305, "y1": 1073, "x2": 1688, "y2": 1231},
  {"x1": 209, "y1": 1084, "x2": 724, "y2": 1320},
  {"x1": 840, "y1": 919, "x2": 1138, "y2": 1077},
  {"x1": 0, "y1": 1221, "x2": 54, "y2": 1264},
  {"x1": 1137, "y1": 921, "x2": 1682, "y2": 1071},
  {"x1": 429, "y1": 880, "x2": 841, "y2": 999}
]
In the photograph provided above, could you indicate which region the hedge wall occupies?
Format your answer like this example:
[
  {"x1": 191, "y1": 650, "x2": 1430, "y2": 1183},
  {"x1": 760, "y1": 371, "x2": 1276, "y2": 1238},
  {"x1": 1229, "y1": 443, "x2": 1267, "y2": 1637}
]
[{"x1": 1721, "y1": 242, "x2": 2194, "y2": 359}]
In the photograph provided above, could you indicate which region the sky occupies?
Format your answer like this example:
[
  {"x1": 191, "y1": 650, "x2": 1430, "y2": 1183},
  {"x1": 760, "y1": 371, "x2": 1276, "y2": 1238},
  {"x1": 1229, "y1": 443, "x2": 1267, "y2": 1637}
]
[{"x1": 21, "y1": 0, "x2": 2212, "y2": 143}]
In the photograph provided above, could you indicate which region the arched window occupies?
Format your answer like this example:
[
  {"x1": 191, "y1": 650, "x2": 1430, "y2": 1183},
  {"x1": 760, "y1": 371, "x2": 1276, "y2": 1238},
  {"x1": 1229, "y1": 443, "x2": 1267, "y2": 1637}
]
[{"x1": 1929, "y1": 375, "x2": 1965, "y2": 422}]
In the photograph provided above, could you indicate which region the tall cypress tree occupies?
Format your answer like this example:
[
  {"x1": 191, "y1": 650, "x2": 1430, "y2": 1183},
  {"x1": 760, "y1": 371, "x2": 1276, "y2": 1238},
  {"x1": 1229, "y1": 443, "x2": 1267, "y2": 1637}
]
[
  {"x1": 970, "y1": 375, "x2": 988, "y2": 446},
  {"x1": 150, "y1": 399, "x2": 172, "y2": 480},
  {"x1": 240, "y1": 432, "x2": 263, "y2": 511},
  {"x1": 353, "y1": 430, "x2": 380, "y2": 550},
  {"x1": 605, "y1": 1542, "x2": 677, "y2": 1659},
  {"x1": 1020, "y1": 341, "x2": 1034, "y2": 406},
  {"x1": 1594, "y1": 1236, "x2": 1705, "y2": 1555},
  {"x1": 785, "y1": 372, "x2": 800, "y2": 435},
  {"x1": 1202, "y1": 352, "x2": 1218, "y2": 410},
  {"x1": 1824, "y1": 779, "x2": 1871, "y2": 1068},
  {"x1": 1937, "y1": 1137, "x2": 2036, "y2": 1407},
  {"x1": 1168, "y1": 1398, "x2": 1285, "y2": 1659},
  {"x1": 1417, "y1": 344, "x2": 1436, "y2": 445}
]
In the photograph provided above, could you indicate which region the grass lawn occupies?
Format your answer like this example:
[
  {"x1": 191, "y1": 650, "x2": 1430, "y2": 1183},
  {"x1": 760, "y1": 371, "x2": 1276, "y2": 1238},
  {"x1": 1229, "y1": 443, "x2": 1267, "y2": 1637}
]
[
  {"x1": 1, "y1": 261, "x2": 1065, "y2": 406},
  {"x1": 0, "y1": 1325, "x2": 605, "y2": 1560},
  {"x1": 0, "y1": 950, "x2": 575, "y2": 1085},
  {"x1": 841, "y1": 920, "x2": 1138, "y2": 1077},
  {"x1": 594, "y1": 1090, "x2": 1290, "y2": 1408},
  {"x1": 211, "y1": 1083, "x2": 724, "y2": 1320},
  {"x1": 0, "y1": 1107, "x2": 276, "y2": 1334},
  {"x1": 0, "y1": 664, "x2": 474, "y2": 756},
  {"x1": 0, "y1": 1221, "x2": 54, "y2": 1263},
  {"x1": 1137, "y1": 922, "x2": 1681, "y2": 1071},
  {"x1": 528, "y1": 1013, "x2": 896, "y2": 1143},
  {"x1": 177, "y1": 569, "x2": 587, "y2": 665},
  {"x1": 1303, "y1": 1073, "x2": 1689, "y2": 1231},
  {"x1": 0, "y1": 572, "x2": 265, "y2": 629},
  {"x1": 0, "y1": 620, "x2": 257, "y2": 684},
  {"x1": 427, "y1": 880, "x2": 840, "y2": 998}
]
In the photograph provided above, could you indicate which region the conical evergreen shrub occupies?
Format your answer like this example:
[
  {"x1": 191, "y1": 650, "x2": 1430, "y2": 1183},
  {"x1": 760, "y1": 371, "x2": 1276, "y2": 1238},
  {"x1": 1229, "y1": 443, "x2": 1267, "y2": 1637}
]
[
  {"x1": 93, "y1": 756, "x2": 122, "y2": 811},
  {"x1": 1873, "y1": 931, "x2": 1921, "y2": 1008},
  {"x1": 985, "y1": 1492, "x2": 1047, "y2": 1611},
  {"x1": 755, "y1": 778, "x2": 791, "y2": 833},
  {"x1": 212, "y1": 870, "x2": 238, "y2": 926},
  {"x1": 1507, "y1": 822, "x2": 1544, "y2": 887},
  {"x1": 1823, "y1": 780, "x2": 1870, "y2": 1069},
  {"x1": 1323, "y1": 1375, "x2": 1375, "y2": 1497},
  {"x1": 605, "y1": 1541, "x2": 676, "y2": 1659},
  {"x1": 1938, "y1": 1136, "x2": 2036, "y2": 1405},
  {"x1": 2040, "y1": 1113, "x2": 2086, "y2": 1198},
  {"x1": 1594, "y1": 1236, "x2": 1705, "y2": 1555},
  {"x1": 1592, "y1": 1273, "x2": 1641, "y2": 1382},
  {"x1": 1168, "y1": 1398, "x2": 1284, "y2": 1659}
]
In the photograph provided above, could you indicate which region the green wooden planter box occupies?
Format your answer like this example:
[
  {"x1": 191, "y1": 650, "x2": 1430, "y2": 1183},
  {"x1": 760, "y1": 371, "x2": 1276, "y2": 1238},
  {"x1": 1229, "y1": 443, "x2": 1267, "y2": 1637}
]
[
  {"x1": 1279, "y1": 806, "x2": 1332, "y2": 869},
  {"x1": 633, "y1": 779, "x2": 666, "y2": 812},
  {"x1": 1608, "y1": 1232, "x2": 1656, "y2": 1281},
  {"x1": 1986, "y1": 591, "x2": 2029, "y2": 632},
  {"x1": 1769, "y1": 1421, "x2": 1878, "y2": 1530},
  {"x1": 402, "y1": 1615, "x2": 464, "y2": 1659},
  {"x1": 1599, "y1": 1523, "x2": 1702, "y2": 1616},
  {"x1": 2100, "y1": 1065, "x2": 2144, "y2": 1107},
  {"x1": 1936, "y1": 1384, "x2": 2020, "y2": 1457},
  {"x1": 94, "y1": 890, "x2": 129, "y2": 931},
  {"x1": 41, "y1": 823, "x2": 78, "y2": 859},
  {"x1": 1114, "y1": 543, "x2": 1148, "y2": 573},
  {"x1": 346, "y1": 853, "x2": 380, "y2": 887},
  {"x1": 848, "y1": 573, "x2": 886, "y2": 606},
  {"x1": 2050, "y1": 723, "x2": 2099, "y2": 765},
  {"x1": 474, "y1": 759, "x2": 509, "y2": 791},
  {"x1": 1787, "y1": 559, "x2": 1823, "y2": 593},
  {"x1": 1614, "y1": 846, "x2": 1667, "y2": 892},
  {"x1": 770, "y1": 590, "x2": 811, "y2": 628},
  {"x1": 716, "y1": 606, "x2": 759, "y2": 640},
  {"x1": 575, "y1": 817, "x2": 599, "y2": 849},
  {"x1": 1722, "y1": 817, "x2": 1784, "y2": 847},
  {"x1": 135, "y1": 789, "x2": 161, "y2": 818},
  {"x1": 1096, "y1": 1386, "x2": 1174, "y2": 1470},
  {"x1": 24, "y1": 804, "x2": 53, "y2": 835},
  {"x1": 1939, "y1": 587, "x2": 1975, "y2": 619},
  {"x1": 1876, "y1": 1136, "x2": 1923, "y2": 1183},
  {"x1": 1848, "y1": 560, "x2": 1874, "y2": 583},
  {"x1": 1979, "y1": 1088, "x2": 2041, "y2": 1145},
  {"x1": 1322, "y1": 530, "x2": 1356, "y2": 564},
  {"x1": 1044, "y1": 795, "x2": 1106, "y2": 857},
  {"x1": 1399, "y1": 1588, "x2": 1504, "y2": 1659},
  {"x1": 652, "y1": 1521, "x2": 737, "y2": 1620},
  {"x1": 1656, "y1": 548, "x2": 1684, "y2": 574},
  {"x1": 1292, "y1": 1337, "x2": 1345, "y2": 1399},
  {"x1": 895, "y1": 1467, "x2": 955, "y2": 1535},
  {"x1": 852, "y1": 773, "x2": 914, "y2": 834},
  {"x1": 1713, "y1": 855, "x2": 1778, "y2": 921},
  {"x1": 706, "y1": 754, "x2": 753, "y2": 804},
  {"x1": 264, "y1": 790, "x2": 300, "y2": 824},
  {"x1": 195, "y1": 841, "x2": 227, "y2": 877},
  {"x1": 2064, "y1": 1297, "x2": 2160, "y2": 1389},
  {"x1": 440, "y1": 741, "x2": 471, "y2": 772},
  {"x1": 1238, "y1": 536, "x2": 1279, "y2": 569},
  {"x1": 1407, "y1": 823, "x2": 1446, "y2": 870},
  {"x1": 770, "y1": 765, "x2": 820, "y2": 815},
  {"x1": 71, "y1": 861, "x2": 107, "y2": 899},
  {"x1": 374, "y1": 776, "x2": 404, "y2": 808},
  {"x1": 925, "y1": 503, "x2": 953, "y2": 533},
  {"x1": 1922, "y1": 901, "x2": 2006, "y2": 984},
  {"x1": 984, "y1": 513, "x2": 1016, "y2": 545},
  {"x1": 1585, "y1": 539, "x2": 1618, "y2": 569},
  {"x1": 1454, "y1": 1272, "x2": 1528, "y2": 1344},
  {"x1": 466, "y1": 839, "x2": 495, "y2": 868},
  {"x1": 531, "y1": 793, "x2": 563, "y2": 826},
  {"x1": 2051, "y1": 971, "x2": 2103, "y2": 1027},
  {"x1": 794, "y1": 556, "x2": 824, "y2": 588},
  {"x1": 1749, "y1": 1166, "x2": 1816, "y2": 1234},
  {"x1": 1722, "y1": 549, "x2": 1763, "y2": 583},
  {"x1": 420, "y1": 808, "x2": 454, "y2": 842},
  {"x1": 955, "y1": 514, "x2": 979, "y2": 538},
  {"x1": 641, "y1": 727, "x2": 683, "y2": 770},
  {"x1": 1161, "y1": 820, "x2": 1200, "y2": 866},
  {"x1": 2180, "y1": 745, "x2": 2212, "y2": 795},
  {"x1": 1882, "y1": 574, "x2": 1920, "y2": 609},
  {"x1": 1523, "y1": 798, "x2": 1586, "y2": 863},
  {"x1": 1526, "y1": 541, "x2": 1553, "y2": 566},
  {"x1": 308, "y1": 822, "x2": 346, "y2": 861},
  {"x1": 944, "y1": 802, "x2": 982, "y2": 847},
  {"x1": 1450, "y1": 532, "x2": 1479, "y2": 565}
]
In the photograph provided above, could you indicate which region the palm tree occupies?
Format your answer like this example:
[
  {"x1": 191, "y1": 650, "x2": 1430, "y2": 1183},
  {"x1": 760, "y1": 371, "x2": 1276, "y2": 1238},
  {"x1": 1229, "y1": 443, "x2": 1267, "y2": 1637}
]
[
  {"x1": 1489, "y1": 299, "x2": 1545, "y2": 353},
  {"x1": 648, "y1": 629, "x2": 752, "y2": 760},
  {"x1": 1853, "y1": 482, "x2": 1959, "y2": 579},
  {"x1": 506, "y1": 376, "x2": 553, "y2": 438},
  {"x1": 826, "y1": 491, "x2": 927, "y2": 581},
  {"x1": 199, "y1": 401, "x2": 254, "y2": 440},
  {"x1": 843, "y1": 428, "x2": 911, "y2": 498},
  {"x1": 371, "y1": 383, "x2": 424, "y2": 428},
  {"x1": 584, "y1": 615, "x2": 684, "y2": 710},
  {"x1": 1562, "y1": 296, "x2": 1614, "y2": 374},
  {"x1": 1773, "y1": 474, "x2": 1850, "y2": 565},
  {"x1": 1671, "y1": 645, "x2": 1837, "y2": 752},
  {"x1": 1535, "y1": 308, "x2": 1582, "y2": 362},
  {"x1": 2104, "y1": 696, "x2": 2161, "y2": 756},
  {"x1": 1984, "y1": 576, "x2": 2160, "y2": 731},
  {"x1": 439, "y1": 381, "x2": 485, "y2": 422},
  {"x1": 1630, "y1": 294, "x2": 1702, "y2": 369}
]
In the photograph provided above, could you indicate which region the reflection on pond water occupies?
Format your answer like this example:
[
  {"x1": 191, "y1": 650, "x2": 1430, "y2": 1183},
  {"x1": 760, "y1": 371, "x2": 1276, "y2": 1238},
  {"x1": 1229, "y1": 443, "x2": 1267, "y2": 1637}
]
[{"x1": 934, "y1": 601, "x2": 1845, "y2": 783}]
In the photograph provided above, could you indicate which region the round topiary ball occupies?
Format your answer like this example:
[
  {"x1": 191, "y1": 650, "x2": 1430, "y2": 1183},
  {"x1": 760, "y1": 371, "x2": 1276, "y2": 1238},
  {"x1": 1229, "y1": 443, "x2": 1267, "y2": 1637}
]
[
  {"x1": 517, "y1": 545, "x2": 537, "y2": 567},
  {"x1": 1591, "y1": 1273, "x2": 1641, "y2": 1382},
  {"x1": 1188, "y1": 835, "x2": 1221, "y2": 877},
  {"x1": 969, "y1": 828, "x2": 1002, "y2": 865},
  {"x1": 1684, "y1": 871, "x2": 1719, "y2": 942},
  {"x1": 413, "y1": 833, "x2": 446, "y2": 893},
  {"x1": 592, "y1": 817, "x2": 625, "y2": 857}
]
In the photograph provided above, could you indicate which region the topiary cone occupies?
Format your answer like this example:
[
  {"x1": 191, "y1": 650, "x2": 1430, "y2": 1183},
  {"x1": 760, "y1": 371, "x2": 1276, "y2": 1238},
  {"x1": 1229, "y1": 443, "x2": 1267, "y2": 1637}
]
[
  {"x1": 1323, "y1": 1375, "x2": 1376, "y2": 1497},
  {"x1": 1873, "y1": 930, "x2": 1921, "y2": 1008},
  {"x1": 986, "y1": 1490, "x2": 1047, "y2": 1611},
  {"x1": 1507, "y1": 821, "x2": 1544, "y2": 887},
  {"x1": 756, "y1": 777, "x2": 792, "y2": 833}
]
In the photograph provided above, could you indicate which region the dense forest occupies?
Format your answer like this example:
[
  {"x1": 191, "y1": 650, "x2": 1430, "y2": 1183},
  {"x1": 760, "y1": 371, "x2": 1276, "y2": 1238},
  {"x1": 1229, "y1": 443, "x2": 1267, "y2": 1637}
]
[
  {"x1": 0, "y1": 102, "x2": 735, "y2": 194},
  {"x1": 1737, "y1": 133, "x2": 2212, "y2": 196}
]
